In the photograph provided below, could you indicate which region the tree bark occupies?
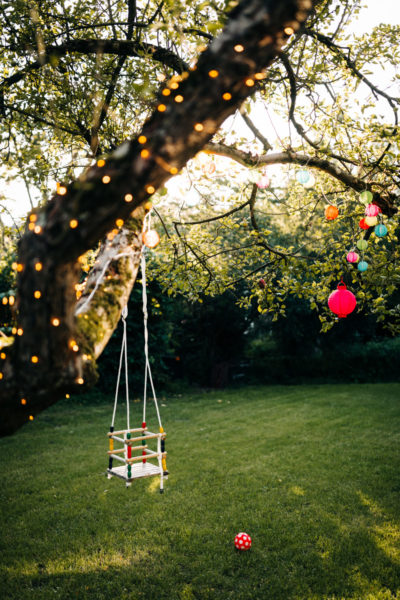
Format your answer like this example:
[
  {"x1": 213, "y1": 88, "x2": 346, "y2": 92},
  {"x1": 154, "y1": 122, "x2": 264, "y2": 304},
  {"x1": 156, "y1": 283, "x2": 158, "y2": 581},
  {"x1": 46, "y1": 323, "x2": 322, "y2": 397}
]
[{"x1": 0, "y1": 0, "x2": 315, "y2": 435}]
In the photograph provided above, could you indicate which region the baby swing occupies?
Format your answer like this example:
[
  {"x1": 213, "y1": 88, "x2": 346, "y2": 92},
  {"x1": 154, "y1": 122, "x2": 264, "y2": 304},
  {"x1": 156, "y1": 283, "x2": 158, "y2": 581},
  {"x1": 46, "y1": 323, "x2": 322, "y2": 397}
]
[{"x1": 106, "y1": 236, "x2": 168, "y2": 492}]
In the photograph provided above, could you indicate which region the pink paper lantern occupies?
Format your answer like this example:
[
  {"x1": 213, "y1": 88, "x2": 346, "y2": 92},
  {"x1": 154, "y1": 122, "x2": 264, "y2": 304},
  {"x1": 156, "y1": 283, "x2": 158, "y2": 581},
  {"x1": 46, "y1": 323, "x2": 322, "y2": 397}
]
[
  {"x1": 328, "y1": 281, "x2": 357, "y2": 318},
  {"x1": 256, "y1": 175, "x2": 270, "y2": 189},
  {"x1": 365, "y1": 203, "x2": 381, "y2": 217},
  {"x1": 346, "y1": 251, "x2": 359, "y2": 263}
]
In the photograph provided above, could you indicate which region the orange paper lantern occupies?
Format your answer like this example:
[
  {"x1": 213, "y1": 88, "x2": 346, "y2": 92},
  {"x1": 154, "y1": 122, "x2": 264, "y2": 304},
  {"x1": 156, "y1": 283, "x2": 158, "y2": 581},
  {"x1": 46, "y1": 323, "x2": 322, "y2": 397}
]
[
  {"x1": 325, "y1": 205, "x2": 339, "y2": 220},
  {"x1": 143, "y1": 230, "x2": 160, "y2": 248}
]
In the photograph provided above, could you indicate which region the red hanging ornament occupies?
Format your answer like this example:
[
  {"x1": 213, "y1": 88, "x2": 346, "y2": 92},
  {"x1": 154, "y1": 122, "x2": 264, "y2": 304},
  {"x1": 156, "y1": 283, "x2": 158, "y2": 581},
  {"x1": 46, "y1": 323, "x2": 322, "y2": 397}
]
[
  {"x1": 258, "y1": 278, "x2": 266, "y2": 289},
  {"x1": 328, "y1": 280, "x2": 357, "y2": 318},
  {"x1": 359, "y1": 218, "x2": 370, "y2": 230}
]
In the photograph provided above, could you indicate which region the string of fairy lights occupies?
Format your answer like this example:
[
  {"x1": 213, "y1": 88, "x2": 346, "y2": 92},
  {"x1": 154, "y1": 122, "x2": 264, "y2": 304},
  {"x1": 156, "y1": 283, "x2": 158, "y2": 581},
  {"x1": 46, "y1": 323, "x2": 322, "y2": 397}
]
[{"x1": 0, "y1": 5, "x2": 311, "y2": 424}]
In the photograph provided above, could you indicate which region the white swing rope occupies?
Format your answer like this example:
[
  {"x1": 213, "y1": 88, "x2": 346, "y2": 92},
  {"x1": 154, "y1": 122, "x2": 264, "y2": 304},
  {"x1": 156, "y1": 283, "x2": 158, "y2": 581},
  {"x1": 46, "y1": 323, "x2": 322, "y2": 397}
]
[
  {"x1": 110, "y1": 211, "x2": 162, "y2": 432},
  {"x1": 111, "y1": 305, "x2": 130, "y2": 430},
  {"x1": 141, "y1": 250, "x2": 162, "y2": 430}
]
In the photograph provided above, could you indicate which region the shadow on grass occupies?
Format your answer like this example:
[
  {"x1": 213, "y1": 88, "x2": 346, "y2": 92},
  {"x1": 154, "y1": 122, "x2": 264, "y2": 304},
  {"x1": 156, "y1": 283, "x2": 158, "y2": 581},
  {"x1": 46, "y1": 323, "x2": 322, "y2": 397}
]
[{"x1": 1, "y1": 482, "x2": 399, "y2": 600}]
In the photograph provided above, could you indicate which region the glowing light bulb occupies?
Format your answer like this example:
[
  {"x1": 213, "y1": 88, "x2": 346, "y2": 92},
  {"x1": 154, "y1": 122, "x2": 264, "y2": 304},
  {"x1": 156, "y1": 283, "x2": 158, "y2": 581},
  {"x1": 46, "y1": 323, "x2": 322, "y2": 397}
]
[
  {"x1": 170, "y1": 167, "x2": 178, "y2": 175},
  {"x1": 17, "y1": 328, "x2": 23, "y2": 336},
  {"x1": 194, "y1": 123, "x2": 204, "y2": 131},
  {"x1": 157, "y1": 104, "x2": 166, "y2": 112},
  {"x1": 138, "y1": 136, "x2": 147, "y2": 144},
  {"x1": 245, "y1": 78, "x2": 255, "y2": 87},
  {"x1": 284, "y1": 26, "x2": 295, "y2": 35},
  {"x1": 97, "y1": 159, "x2": 106, "y2": 167},
  {"x1": 58, "y1": 186, "x2": 67, "y2": 195},
  {"x1": 29, "y1": 415, "x2": 34, "y2": 421},
  {"x1": 9, "y1": 296, "x2": 15, "y2": 306},
  {"x1": 31, "y1": 356, "x2": 39, "y2": 363},
  {"x1": 35, "y1": 262, "x2": 43, "y2": 271},
  {"x1": 124, "y1": 194, "x2": 133, "y2": 202},
  {"x1": 34, "y1": 291, "x2": 41, "y2": 299},
  {"x1": 162, "y1": 89, "x2": 171, "y2": 96},
  {"x1": 70, "y1": 219, "x2": 78, "y2": 229},
  {"x1": 21, "y1": 398, "x2": 27, "y2": 405},
  {"x1": 222, "y1": 93, "x2": 232, "y2": 100},
  {"x1": 52, "y1": 318, "x2": 60, "y2": 326},
  {"x1": 208, "y1": 70, "x2": 219, "y2": 78},
  {"x1": 116, "y1": 219, "x2": 124, "y2": 228},
  {"x1": 234, "y1": 44, "x2": 244, "y2": 52},
  {"x1": 174, "y1": 95, "x2": 184, "y2": 103},
  {"x1": 146, "y1": 185, "x2": 155, "y2": 194},
  {"x1": 102, "y1": 175, "x2": 111, "y2": 184},
  {"x1": 34, "y1": 225, "x2": 42, "y2": 234}
]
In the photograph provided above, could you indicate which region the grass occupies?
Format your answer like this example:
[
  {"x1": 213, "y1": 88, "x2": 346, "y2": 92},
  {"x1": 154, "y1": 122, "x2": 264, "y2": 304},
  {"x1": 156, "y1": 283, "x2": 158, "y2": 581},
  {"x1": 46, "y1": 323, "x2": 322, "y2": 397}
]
[{"x1": 1, "y1": 383, "x2": 400, "y2": 600}]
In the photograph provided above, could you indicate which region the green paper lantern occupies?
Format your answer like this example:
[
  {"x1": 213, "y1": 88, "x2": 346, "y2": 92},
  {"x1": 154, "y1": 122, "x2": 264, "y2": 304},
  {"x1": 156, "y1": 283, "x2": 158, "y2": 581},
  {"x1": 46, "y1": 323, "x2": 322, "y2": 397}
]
[
  {"x1": 356, "y1": 239, "x2": 368, "y2": 251},
  {"x1": 360, "y1": 190, "x2": 373, "y2": 204}
]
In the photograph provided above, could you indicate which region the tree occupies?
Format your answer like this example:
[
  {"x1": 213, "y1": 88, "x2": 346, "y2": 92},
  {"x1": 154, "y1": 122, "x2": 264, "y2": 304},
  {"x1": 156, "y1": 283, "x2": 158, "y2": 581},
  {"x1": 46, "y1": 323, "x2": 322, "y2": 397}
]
[{"x1": 0, "y1": 0, "x2": 399, "y2": 434}]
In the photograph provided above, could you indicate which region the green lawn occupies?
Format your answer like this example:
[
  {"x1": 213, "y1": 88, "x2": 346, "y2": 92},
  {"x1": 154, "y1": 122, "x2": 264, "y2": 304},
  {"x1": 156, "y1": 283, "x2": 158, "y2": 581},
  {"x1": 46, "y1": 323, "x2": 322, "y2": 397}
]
[{"x1": 1, "y1": 384, "x2": 400, "y2": 600}]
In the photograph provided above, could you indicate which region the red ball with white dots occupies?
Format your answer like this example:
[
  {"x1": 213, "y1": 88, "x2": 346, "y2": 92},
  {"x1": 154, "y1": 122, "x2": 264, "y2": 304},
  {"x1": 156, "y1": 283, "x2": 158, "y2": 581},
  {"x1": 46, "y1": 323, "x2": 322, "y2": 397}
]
[{"x1": 234, "y1": 532, "x2": 252, "y2": 551}]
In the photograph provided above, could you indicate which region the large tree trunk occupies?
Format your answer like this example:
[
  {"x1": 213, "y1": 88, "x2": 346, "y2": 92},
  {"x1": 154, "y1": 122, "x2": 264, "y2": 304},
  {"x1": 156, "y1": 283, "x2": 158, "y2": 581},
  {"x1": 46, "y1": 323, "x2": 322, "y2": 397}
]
[{"x1": 0, "y1": 0, "x2": 316, "y2": 435}]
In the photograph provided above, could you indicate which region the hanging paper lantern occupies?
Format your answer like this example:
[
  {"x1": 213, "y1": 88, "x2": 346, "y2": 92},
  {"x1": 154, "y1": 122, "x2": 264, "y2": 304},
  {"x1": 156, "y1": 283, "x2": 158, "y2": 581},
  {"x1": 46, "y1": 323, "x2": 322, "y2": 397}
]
[
  {"x1": 357, "y1": 261, "x2": 368, "y2": 272},
  {"x1": 202, "y1": 161, "x2": 216, "y2": 175},
  {"x1": 296, "y1": 169, "x2": 310, "y2": 184},
  {"x1": 256, "y1": 175, "x2": 270, "y2": 189},
  {"x1": 328, "y1": 281, "x2": 357, "y2": 318},
  {"x1": 142, "y1": 230, "x2": 160, "y2": 248},
  {"x1": 346, "y1": 251, "x2": 359, "y2": 263},
  {"x1": 365, "y1": 203, "x2": 381, "y2": 217},
  {"x1": 356, "y1": 239, "x2": 368, "y2": 251},
  {"x1": 325, "y1": 205, "x2": 339, "y2": 220},
  {"x1": 364, "y1": 216, "x2": 378, "y2": 227},
  {"x1": 359, "y1": 218, "x2": 370, "y2": 230},
  {"x1": 234, "y1": 532, "x2": 252, "y2": 551},
  {"x1": 360, "y1": 190, "x2": 373, "y2": 204},
  {"x1": 375, "y1": 224, "x2": 388, "y2": 237},
  {"x1": 303, "y1": 173, "x2": 316, "y2": 189}
]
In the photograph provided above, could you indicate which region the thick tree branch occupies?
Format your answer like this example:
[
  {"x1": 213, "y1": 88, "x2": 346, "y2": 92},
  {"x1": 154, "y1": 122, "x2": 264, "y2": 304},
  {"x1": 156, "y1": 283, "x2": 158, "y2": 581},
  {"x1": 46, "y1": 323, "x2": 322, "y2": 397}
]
[
  {"x1": 205, "y1": 143, "x2": 398, "y2": 216},
  {"x1": 75, "y1": 206, "x2": 145, "y2": 361},
  {"x1": 0, "y1": 0, "x2": 315, "y2": 435},
  {"x1": 1, "y1": 38, "x2": 188, "y2": 93}
]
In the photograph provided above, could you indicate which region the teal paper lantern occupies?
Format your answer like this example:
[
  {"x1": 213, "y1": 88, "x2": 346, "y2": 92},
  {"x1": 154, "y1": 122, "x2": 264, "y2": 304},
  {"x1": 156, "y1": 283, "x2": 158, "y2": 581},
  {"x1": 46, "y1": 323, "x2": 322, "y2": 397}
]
[
  {"x1": 356, "y1": 239, "x2": 368, "y2": 251},
  {"x1": 357, "y1": 261, "x2": 368, "y2": 272},
  {"x1": 375, "y1": 224, "x2": 388, "y2": 237},
  {"x1": 296, "y1": 169, "x2": 310, "y2": 184}
]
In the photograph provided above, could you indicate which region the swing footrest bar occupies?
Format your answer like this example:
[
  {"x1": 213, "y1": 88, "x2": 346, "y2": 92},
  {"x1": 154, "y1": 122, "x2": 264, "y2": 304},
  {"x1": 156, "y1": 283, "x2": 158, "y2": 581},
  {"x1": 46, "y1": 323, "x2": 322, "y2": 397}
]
[{"x1": 107, "y1": 463, "x2": 166, "y2": 481}]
